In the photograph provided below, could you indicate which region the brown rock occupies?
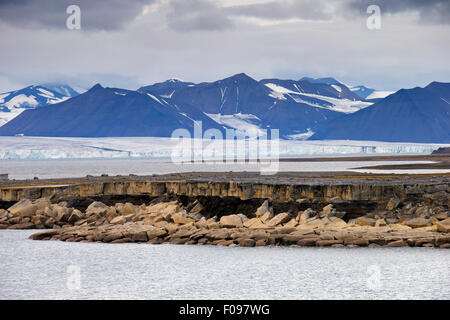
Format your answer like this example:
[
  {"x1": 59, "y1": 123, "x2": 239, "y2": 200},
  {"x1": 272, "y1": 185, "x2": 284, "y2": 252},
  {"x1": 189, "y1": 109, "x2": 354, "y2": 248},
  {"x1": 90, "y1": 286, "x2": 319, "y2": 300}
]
[
  {"x1": 86, "y1": 201, "x2": 109, "y2": 216},
  {"x1": 103, "y1": 232, "x2": 124, "y2": 242},
  {"x1": 437, "y1": 218, "x2": 450, "y2": 233},
  {"x1": 386, "y1": 198, "x2": 401, "y2": 211},
  {"x1": 356, "y1": 216, "x2": 376, "y2": 227},
  {"x1": 316, "y1": 240, "x2": 343, "y2": 247},
  {"x1": 243, "y1": 217, "x2": 261, "y2": 228},
  {"x1": 283, "y1": 218, "x2": 298, "y2": 228},
  {"x1": 297, "y1": 238, "x2": 317, "y2": 246},
  {"x1": 121, "y1": 203, "x2": 136, "y2": 215},
  {"x1": 266, "y1": 213, "x2": 290, "y2": 227},
  {"x1": 255, "y1": 200, "x2": 272, "y2": 218},
  {"x1": 387, "y1": 240, "x2": 407, "y2": 247},
  {"x1": 132, "y1": 231, "x2": 148, "y2": 242},
  {"x1": 146, "y1": 227, "x2": 168, "y2": 239},
  {"x1": 434, "y1": 212, "x2": 448, "y2": 220},
  {"x1": 255, "y1": 239, "x2": 267, "y2": 246},
  {"x1": 172, "y1": 212, "x2": 195, "y2": 225},
  {"x1": 220, "y1": 214, "x2": 243, "y2": 228},
  {"x1": 238, "y1": 238, "x2": 255, "y2": 247},
  {"x1": 8, "y1": 199, "x2": 35, "y2": 217},
  {"x1": 8, "y1": 222, "x2": 35, "y2": 229},
  {"x1": 298, "y1": 208, "x2": 315, "y2": 224},
  {"x1": 110, "y1": 215, "x2": 126, "y2": 225},
  {"x1": 320, "y1": 204, "x2": 334, "y2": 217},
  {"x1": 28, "y1": 230, "x2": 59, "y2": 240},
  {"x1": 403, "y1": 218, "x2": 431, "y2": 228},
  {"x1": 281, "y1": 235, "x2": 302, "y2": 245}
]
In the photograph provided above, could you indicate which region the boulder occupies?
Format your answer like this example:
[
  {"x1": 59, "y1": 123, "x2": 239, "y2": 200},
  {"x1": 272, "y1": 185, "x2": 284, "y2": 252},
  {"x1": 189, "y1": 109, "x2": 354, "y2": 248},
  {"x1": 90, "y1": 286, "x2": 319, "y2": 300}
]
[
  {"x1": 434, "y1": 212, "x2": 448, "y2": 220},
  {"x1": 403, "y1": 218, "x2": 431, "y2": 228},
  {"x1": 110, "y1": 215, "x2": 127, "y2": 225},
  {"x1": 248, "y1": 219, "x2": 267, "y2": 229},
  {"x1": 86, "y1": 201, "x2": 109, "y2": 216},
  {"x1": 356, "y1": 216, "x2": 376, "y2": 227},
  {"x1": 132, "y1": 231, "x2": 148, "y2": 242},
  {"x1": 298, "y1": 208, "x2": 315, "y2": 224},
  {"x1": 283, "y1": 218, "x2": 298, "y2": 228},
  {"x1": 67, "y1": 209, "x2": 84, "y2": 224},
  {"x1": 8, "y1": 199, "x2": 35, "y2": 217},
  {"x1": 437, "y1": 218, "x2": 450, "y2": 233},
  {"x1": 266, "y1": 213, "x2": 290, "y2": 227},
  {"x1": 55, "y1": 207, "x2": 72, "y2": 222},
  {"x1": 220, "y1": 215, "x2": 243, "y2": 228},
  {"x1": 172, "y1": 211, "x2": 195, "y2": 225},
  {"x1": 238, "y1": 238, "x2": 255, "y2": 247},
  {"x1": 255, "y1": 200, "x2": 272, "y2": 218},
  {"x1": 328, "y1": 217, "x2": 347, "y2": 228},
  {"x1": 146, "y1": 227, "x2": 168, "y2": 240},
  {"x1": 189, "y1": 201, "x2": 204, "y2": 214},
  {"x1": 28, "y1": 230, "x2": 59, "y2": 240},
  {"x1": 243, "y1": 217, "x2": 262, "y2": 228},
  {"x1": 386, "y1": 198, "x2": 401, "y2": 211},
  {"x1": 259, "y1": 211, "x2": 274, "y2": 223},
  {"x1": 320, "y1": 204, "x2": 334, "y2": 217},
  {"x1": 121, "y1": 203, "x2": 137, "y2": 215},
  {"x1": 8, "y1": 222, "x2": 35, "y2": 229},
  {"x1": 147, "y1": 201, "x2": 180, "y2": 215}
]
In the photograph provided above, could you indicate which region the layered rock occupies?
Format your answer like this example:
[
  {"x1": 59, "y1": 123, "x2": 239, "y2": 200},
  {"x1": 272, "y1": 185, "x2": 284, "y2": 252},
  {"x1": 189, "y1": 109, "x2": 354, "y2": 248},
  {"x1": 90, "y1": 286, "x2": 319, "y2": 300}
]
[{"x1": 0, "y1": 195, "x2": 448, "y2": 248}]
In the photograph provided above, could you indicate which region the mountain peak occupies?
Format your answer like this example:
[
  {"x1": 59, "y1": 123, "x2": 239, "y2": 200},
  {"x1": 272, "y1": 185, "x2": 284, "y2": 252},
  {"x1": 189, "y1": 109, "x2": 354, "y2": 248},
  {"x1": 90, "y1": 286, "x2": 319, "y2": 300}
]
[
  {"x1": 89, "y1": 83, "x2": 104, "y2": 91},
  {"x1": 299, "y1": 77, "x2": 341, "y2": 85},
  {"x1": 227, "y1": 73, "x2": 254, "y2": 81}
]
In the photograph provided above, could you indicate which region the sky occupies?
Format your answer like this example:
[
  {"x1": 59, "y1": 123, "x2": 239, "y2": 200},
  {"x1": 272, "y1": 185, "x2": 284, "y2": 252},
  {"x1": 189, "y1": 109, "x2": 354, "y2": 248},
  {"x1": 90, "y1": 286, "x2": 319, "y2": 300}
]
[{"x1": 0, "y1": 0, "x2": 449, "y2": 92}]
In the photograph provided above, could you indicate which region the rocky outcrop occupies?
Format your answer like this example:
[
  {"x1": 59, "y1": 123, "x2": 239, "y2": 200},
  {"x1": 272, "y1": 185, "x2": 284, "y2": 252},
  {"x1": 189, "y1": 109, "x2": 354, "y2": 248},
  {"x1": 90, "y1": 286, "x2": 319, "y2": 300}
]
[{"x1": 1, "y1": 194, "x2": 449, "y2": 248}]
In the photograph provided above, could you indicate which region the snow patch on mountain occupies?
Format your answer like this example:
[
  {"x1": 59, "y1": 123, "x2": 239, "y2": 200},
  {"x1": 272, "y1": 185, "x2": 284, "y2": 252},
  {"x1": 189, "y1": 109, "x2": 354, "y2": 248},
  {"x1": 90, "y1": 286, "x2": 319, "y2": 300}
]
[
  {"x1": 286, "y1": 129, "x2": 315, "y2": 140},
  {"x1": 264, "y1": 83, "x2": 372, "y2": 113},
  {"x1": 366, "y1": 90, "x2": 395, "y2": 99},
  {"x1": 0, "y1": 84, "x2": 79, "y2": 127},
  {"x1": 204, "y1": 112, "x2": 265, "y2": 135}
]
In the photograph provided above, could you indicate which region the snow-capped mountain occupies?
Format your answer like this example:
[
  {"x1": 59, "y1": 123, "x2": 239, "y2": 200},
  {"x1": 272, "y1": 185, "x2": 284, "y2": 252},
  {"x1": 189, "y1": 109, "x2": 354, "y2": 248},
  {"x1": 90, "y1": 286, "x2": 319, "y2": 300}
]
[
  {"x1": 0, "y1": 84, "x2": 79, "y2": 126},
  {"x1": 139, "y1": 73, "x2": 374, "y2": 138},
  {"x1": 311, "y1": 82, "x2": 450, "y2": 143},
  {"x1": 0, "y1": 84, "x2": 223, "y2": 137},
  {"x1": 1, "y1": 74, "x2": 447, "y2": 143}
]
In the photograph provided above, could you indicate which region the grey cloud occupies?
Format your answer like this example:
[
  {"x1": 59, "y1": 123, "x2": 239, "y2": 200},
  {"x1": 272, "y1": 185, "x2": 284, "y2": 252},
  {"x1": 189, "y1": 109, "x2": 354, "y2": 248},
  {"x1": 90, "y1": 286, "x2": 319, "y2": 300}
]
[
  {"x1": 0, "y1": 0, "x2": 154, "y2": 30},
  {"x1": 166, "y1": 0, "x2": 234, "y2": 32},
  {"x1": 346, "y1": 0, "x2": 450, "y2": 24},
  {"x1": 224, "y1": 0, "x2": 334, "y2": 21}
]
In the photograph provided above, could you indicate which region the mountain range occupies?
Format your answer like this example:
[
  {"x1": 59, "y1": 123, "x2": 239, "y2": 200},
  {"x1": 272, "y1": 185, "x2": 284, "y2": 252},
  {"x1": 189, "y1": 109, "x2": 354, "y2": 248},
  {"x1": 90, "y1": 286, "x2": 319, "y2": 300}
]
[{"x1": 0, "y1": 74, "x2": 448, "y2": 143}]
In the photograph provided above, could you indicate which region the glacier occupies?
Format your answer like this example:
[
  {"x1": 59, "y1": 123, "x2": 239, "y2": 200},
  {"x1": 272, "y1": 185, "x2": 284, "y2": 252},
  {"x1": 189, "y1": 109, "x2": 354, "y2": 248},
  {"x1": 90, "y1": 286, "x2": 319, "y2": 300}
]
[{"x1": 0, "y1": 136, "x2": 448, "y2": 161}]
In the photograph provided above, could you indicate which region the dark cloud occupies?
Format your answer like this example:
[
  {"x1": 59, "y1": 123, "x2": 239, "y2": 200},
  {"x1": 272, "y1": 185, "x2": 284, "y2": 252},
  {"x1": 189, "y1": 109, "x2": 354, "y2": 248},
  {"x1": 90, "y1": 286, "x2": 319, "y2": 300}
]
[
  {"x1": 166, "y1": 0, "x2": 234, "y2": 32},
  {"x1": 0, "y1": 0, "x2": 154, "y2": 30},
  {"x1": 224, "y1": 0, "x2": 334, "y2": 21},
  {"x1": 347, "y1": 0, "x2": 450, "y2": 24}
]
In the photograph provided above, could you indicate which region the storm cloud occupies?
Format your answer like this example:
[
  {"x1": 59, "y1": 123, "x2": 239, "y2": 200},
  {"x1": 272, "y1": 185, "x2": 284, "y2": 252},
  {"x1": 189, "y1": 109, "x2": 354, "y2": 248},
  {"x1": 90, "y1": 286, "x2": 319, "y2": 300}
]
[
  {"x1": 346, "y1": 0, "x2": 450, "y2": 24},
  {"x1": 0, "y1": 0, "x2": 154, "y2": 30},
  {"x1": 0, "y1": 0, "x2": 448, "y2": 92}
]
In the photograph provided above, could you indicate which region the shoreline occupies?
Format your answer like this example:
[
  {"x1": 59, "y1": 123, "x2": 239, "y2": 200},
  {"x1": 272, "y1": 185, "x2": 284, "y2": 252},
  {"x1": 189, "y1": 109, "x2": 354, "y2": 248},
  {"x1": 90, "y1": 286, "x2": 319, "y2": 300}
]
[{"x1": 1, "y1": 159, "x2": 449, "y2": 248}]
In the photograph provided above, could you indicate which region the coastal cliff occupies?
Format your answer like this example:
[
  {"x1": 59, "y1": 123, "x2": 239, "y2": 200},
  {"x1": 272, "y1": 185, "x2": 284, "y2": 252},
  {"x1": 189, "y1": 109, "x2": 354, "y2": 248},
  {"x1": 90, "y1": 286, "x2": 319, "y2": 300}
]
[{"x1": 0, "y1": 173, "x2": 449, "y2": 248}]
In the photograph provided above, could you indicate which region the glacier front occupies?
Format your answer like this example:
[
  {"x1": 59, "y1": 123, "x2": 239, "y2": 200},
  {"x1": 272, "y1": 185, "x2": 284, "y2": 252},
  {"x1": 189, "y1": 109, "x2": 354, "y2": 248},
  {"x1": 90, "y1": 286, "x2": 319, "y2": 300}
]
[{"x1": 0, "y1": 136, "x2": 448, "y2": 160}]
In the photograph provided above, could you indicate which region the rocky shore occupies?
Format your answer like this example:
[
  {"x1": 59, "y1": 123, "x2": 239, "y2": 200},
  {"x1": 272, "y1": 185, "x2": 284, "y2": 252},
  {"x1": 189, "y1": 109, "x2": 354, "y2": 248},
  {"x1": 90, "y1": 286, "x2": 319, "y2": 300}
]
[{"x1": 1, "y1": 194, "x2": 449, "y2": 248}]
